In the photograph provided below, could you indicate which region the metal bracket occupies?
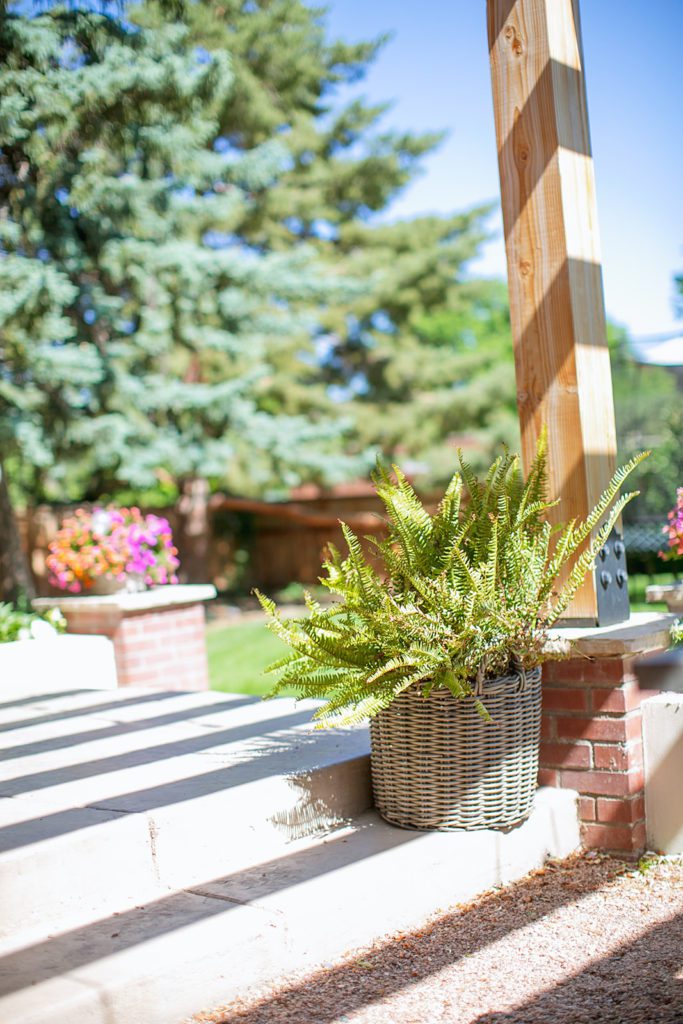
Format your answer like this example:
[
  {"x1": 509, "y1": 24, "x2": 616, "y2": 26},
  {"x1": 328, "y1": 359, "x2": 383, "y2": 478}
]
[{"x1": 595, "y1": 527, "x2": 630, "y2": 626}]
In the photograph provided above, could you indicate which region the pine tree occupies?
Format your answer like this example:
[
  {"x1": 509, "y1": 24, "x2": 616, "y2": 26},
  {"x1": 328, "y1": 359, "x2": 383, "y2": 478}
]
[
  {"x1": 318, "y1": 220, "x2": 519, "y2": 485},
  {"x1": 0, "y1": 1, "x2": 365, "y2": 520},
  {"x1": 138, "y1": 0, "x2": 515, "y2": 487},
  {"x1": 609, "y1": 324, "x2": 683, "y2": 522}
]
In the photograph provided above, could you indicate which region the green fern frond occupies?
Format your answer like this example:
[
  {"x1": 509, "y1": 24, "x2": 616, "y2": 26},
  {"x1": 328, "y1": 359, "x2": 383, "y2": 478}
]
[
  {"x1": 521, "y1": 425, "x2": 549, "y2": 510},
  {"x1": 258, "y1": 435, "x2": 648, "y2": 728},
  {"x1": 547, "y1": 490, "x2": 638, "y2": 624},
  {"x1": 563, "y1": 452, "x2": 649, "y2": 551}
]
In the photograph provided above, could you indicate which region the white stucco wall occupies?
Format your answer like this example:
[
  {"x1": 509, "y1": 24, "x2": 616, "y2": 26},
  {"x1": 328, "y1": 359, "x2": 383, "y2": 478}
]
[
  {"x1": 0, "y1": 635, "x2": 118, "y2": 695},
  {"x1": 643, "y1": 692, "x2": 683, "y2": 855}
]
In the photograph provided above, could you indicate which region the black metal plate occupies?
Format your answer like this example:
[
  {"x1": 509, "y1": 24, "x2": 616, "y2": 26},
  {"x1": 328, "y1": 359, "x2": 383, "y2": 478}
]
[{"x1": 595, "y1": 527, "x2": 630, "y2": 626}]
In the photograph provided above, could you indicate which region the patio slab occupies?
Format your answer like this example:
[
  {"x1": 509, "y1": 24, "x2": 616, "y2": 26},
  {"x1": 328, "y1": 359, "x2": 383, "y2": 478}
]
[
  {"x1": 0, "y1": 684, "x2": 580, "y2": 1024},
  {"x1": 0, "y1": 798, "x2": 579, "y2": 1024},
  {"x1": 0, "y1": 686, "x2": 371, "y2": 940}
]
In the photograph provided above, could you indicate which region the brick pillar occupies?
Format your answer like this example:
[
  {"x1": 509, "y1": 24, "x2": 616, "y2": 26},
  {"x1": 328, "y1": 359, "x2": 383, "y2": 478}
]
[
  {"x1": 66, "y1": 602, "x2": 210, "y2": 690},
  {"x1": 33, "y1": 585, "x2": 215, "y2": 692},
  {"x1": 539, "y1": 656, "x2": 653, "y2": 856}
]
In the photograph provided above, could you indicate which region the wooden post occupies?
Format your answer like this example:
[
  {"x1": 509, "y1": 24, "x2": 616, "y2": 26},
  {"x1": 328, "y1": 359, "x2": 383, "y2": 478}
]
[{"x1": 487, "y1": 0, "x2": 623, "y2": 623}]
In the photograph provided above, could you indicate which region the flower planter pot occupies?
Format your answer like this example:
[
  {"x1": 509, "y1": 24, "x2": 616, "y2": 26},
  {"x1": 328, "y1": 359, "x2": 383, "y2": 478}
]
[
  {"x1": 369, "y1": 665, "x2": 542, "y2": 831},
  {"x1": 86, "y1": 573, "x2": 146, "y2": 596}
]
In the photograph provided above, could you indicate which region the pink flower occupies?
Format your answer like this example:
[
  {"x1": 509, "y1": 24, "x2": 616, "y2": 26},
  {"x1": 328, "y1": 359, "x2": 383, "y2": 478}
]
[
  {"x1": 660, "y1": 488, "x2": 683, "y2": 560},
  {"x1": 48, "y1": 506, "x2": 181, "y2": 591}
]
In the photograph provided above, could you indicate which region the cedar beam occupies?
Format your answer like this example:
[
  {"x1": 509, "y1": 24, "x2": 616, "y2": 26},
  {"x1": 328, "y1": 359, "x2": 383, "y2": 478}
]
[{"x1": 487, "y1": 0, "x2": 623, "y2": 623}]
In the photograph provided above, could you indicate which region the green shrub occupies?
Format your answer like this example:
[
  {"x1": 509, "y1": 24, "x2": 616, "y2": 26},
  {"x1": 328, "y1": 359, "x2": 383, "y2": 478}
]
[
  {"x1": 0, "y1": 604, "x2": 66, "y2": 644},
  {"x1": 258, "y1": 436, "x2": 646, "y2": 727}
]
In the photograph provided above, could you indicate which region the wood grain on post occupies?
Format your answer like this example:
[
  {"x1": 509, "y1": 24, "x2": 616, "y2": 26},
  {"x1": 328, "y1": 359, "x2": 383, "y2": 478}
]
[{"x1": 487, "y1": 0, "x2": 618, "y2": 621}]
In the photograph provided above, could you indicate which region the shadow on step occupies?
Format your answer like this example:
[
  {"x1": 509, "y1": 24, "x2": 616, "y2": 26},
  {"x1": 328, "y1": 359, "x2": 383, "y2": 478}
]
[
  {"x1": 0, "y1": 690, "x2": 92, "y2": 712},
  {"x1": 194, "y1": 859, "x2": 683, "y2": 1024},
  {"x1": 0, "y1": 695, "x2": 260, "y2": 761},
  {"x1": 0, "y1": 708, "x2": 317, "y2": 800},
  {"x1": 0, "y1": 718, "x2": 359, "y2": 854},
  {"x1": 0, "y1": 816, "x2": 418, "y2": 998},
  {"x1": 0, "y1": 689, "x2": 193, "y2": 735}
]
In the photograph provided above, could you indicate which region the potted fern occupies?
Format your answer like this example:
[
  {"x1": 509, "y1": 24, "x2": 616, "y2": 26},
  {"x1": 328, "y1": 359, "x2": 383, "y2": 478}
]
[{"x1": 258, "y1": 437, "x2": 645, "y2": 831}]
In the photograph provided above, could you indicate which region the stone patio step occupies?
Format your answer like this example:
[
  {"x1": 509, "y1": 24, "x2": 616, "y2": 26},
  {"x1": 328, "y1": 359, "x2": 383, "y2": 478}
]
[
  {"x1": 0, "y1": 793, "x2": 580, "y2": 1024},
  {"x1": 0, "y1": 686, "x2": 371, "y2": 943}
]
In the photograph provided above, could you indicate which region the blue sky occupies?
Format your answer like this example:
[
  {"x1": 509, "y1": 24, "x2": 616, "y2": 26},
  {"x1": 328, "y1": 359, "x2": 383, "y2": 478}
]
[{"x1": 325, "y1": 0, "x2": 683, "y2": 348}]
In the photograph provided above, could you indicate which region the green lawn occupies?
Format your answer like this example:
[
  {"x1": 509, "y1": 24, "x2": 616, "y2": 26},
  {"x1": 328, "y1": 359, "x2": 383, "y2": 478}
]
[
  {"x1": 206, "y1": 617, "x2": 293, "y2": 696},
  {"x1": 628, "y1": 571, "x2": 677, "y2": 613}
]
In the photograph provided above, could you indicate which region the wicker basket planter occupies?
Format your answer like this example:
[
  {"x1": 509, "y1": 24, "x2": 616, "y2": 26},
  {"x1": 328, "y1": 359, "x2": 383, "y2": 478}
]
[{"x1": 370, "y1": 665, "x2": 542, "y2": 831}]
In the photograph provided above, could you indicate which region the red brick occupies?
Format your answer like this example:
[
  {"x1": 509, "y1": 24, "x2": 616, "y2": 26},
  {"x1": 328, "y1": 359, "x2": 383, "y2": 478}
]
[
  {"x1": 539, "y1": 742, "x2": 592, "y2": 769},
  {"x1": 122, "y1": 668, "x2": 166, "y2": 685},
  {"x1": 631, "y1": 821, "x2": 647, "y2": 855},
  {"x1": 182, "y1": 618, "x2": 203, "y2": 630},
  {"x1": 591, "y1": 684, "x2": 649, "y2": 715},
  {"x1": 630, "y1": 766, "x2": 645, "y2": 793},
  {"x1": 117, "y1": 655, "x2": 146, "y2": 671},
  {"x1": 59, "y1": 593, "x2": 210, "y2": 691},
  {"x1": 542, "y1": 688, "x2": 589, "y2": 713},
  {"x1": 543, "y1": 658, "x2": 635, "y2": 686},
  {"x1": 119, "y1": 638, "x2": 159, "y2": 655},
  {"x1": 593, "y1": 744, "x2": 630, "y2": 771},
  {"x1": 628, "y1": 740, "x2": 644, "y2": 766},
  {"x1": 578, "y1": 796, "x2": 597, "y2": 821},
  {"x1": 590, "y1": 687, "x2": 625, "y2": 714},
  {"x1": 540, "y1": 717, "x2": 554, "y2": 741},
  {"x1": 582, "y1": 823, "x2": 640, "y2": 853},
  {"x1": 595, "y1": 742, "x2": 643, "y2": 772},
  {"x1": 555, "y1": 716, "x2": 619, "y2": 741},
  {"x1": 185, "y1": 628, "x2": 204, "y2": 641},
  {"x1": 67, "y1": 616, "x2": 116, "y2": 637},
  {"x1": 543, "y1": 660, "x2": 593, "y2": 684},
  {"x1": 596, "y1": 796, "x2": 645, "y2": 825},
  {"x1": 121, "y1": 616, "x2": 145, "y2": 631},
  {"x1": 631, "y1": 794, "x2": 646, "y2": 820},
  {"x1": 537, "y1": 768, "x2": 559, "y2": 787},
  {"x1": 559, "y1": 769, "x2": 642, "y2": 798},
  {"x1": 555, "y1": 715, "x2": 642, "y2": 743}
]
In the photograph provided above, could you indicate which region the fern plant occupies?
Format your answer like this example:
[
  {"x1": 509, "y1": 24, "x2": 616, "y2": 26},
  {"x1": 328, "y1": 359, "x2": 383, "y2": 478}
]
[{"x1": 257, "y1": 435, "x2": 647, "y2": 727}]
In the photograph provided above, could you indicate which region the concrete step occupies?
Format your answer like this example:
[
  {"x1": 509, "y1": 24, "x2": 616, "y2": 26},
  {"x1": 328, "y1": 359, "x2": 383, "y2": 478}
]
[
  {"x1": 0, "y1": 686, "x2": 371, "y2": 943},
  {"x1": 0, "y1": 792, "x2": 580, "y2": 1024}
]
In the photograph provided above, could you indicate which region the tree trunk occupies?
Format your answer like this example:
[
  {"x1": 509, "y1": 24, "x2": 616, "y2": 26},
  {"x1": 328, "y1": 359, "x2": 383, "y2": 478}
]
[
  {"x1": 176, "y1": 477, "x2": 210, "y2": 584},
  {"x1": 0, "y1": 460, "x2": 35, "y2": 605}
]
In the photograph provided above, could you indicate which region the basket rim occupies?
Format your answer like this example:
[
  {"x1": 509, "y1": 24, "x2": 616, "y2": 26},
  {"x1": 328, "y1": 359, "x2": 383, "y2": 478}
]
[{"x1": 393, "y1": 662, "x2": 542, "y2": 701}]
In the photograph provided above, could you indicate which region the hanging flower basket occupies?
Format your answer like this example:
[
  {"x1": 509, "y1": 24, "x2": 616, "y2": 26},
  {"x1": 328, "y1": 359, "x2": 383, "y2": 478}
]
[{"x1": 369, "y1": 665, "x2": 542, "y2": 831}]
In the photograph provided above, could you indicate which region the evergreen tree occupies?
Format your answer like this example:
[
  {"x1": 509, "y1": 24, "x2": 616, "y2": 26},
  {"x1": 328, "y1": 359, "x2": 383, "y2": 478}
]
[
  {"x1": 318, "y1": 219, "x2": 518, "y2": 485},
  {"x1": 138, "y1": 0, "x2": 515, "y2": 486},
  {"x1": 609, "y1": 324, "x2": 683, "y2": 523},
  {"x1": 0, "y1": 1, "x2": 364, "y2": 521}
]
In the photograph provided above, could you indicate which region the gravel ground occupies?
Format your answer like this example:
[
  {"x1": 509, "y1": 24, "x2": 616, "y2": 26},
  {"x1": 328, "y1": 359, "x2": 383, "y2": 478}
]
[{"x1": 196, "y1": 853, "x2": 683, "y2": 1024}]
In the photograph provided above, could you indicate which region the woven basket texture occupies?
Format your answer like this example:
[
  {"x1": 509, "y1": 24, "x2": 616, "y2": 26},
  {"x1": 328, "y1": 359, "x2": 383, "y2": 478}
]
[{"x1": 370, "y1": 665, "x2": 542, "y2": 831}]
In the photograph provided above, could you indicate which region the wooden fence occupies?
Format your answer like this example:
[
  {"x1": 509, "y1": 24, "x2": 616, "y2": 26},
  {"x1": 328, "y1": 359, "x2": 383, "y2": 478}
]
[{"x1": 17, "y1": 489, "x2": 389, "y2": 596}]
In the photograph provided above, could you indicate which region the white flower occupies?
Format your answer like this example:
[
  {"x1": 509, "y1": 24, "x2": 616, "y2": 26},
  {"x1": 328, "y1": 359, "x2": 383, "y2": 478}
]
[
  {"x1": 29, "y1": 619, "x2": 58, "y2": 641},
  {"x1": 91, "y1": 510, "x2": 112, "y2": 536}
]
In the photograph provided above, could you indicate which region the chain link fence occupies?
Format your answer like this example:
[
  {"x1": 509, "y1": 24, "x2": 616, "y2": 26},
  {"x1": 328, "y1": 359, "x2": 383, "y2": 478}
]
[{"x1": 624, "y1": 517, "x2": 673, "y2": 575}]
